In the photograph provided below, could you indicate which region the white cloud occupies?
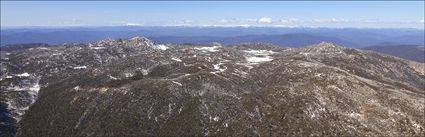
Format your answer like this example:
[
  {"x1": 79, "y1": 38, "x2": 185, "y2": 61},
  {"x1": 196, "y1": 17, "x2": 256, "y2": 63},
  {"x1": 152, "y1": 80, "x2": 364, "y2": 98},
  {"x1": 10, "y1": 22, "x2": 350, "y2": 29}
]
[
  {"x1": 331, "y1": 18, "x2": 347, "y2": 23},
  {"x1": 314, "y1": 18, "x2": 348, "y2": 23},
  {"x1": 258, "y1": 17, "x2": 272, "y2": 24},
  {"x1": 218, "y1": 19, "x2": 230, "y2": 23},
  {"x1": 199, "y1": 24, "x2": 251, "y2": 28},
  {"x1": 361, "y1": 20, "x2": 379, "y2": 23},
  {"x1": 128, "y1": 17, "x2": 423, "y2": 28},
  {"x1": 165, "y1": 19, "x2": 194, "y2": 26},
  {"x1": 215, "y1": 18, "x2": 272, "y2": 26},
  {"x1": 238, "y1": 24, "x2": 251, "y2": 27},
  {"x1": 217, "y1": 18, "x2": 242, "y2": 24},
  {"x1": 125, "y1": 23, "x2": 144, "y2": 26},
  {"x1": 280, "y1": 18, "x2": 303, "y2": 24}
]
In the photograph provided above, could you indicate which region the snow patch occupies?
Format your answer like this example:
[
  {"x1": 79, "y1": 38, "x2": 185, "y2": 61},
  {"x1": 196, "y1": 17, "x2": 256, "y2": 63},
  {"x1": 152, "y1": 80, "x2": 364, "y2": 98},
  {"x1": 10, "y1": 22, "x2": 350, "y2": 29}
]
[
  {"x1": 90, "y1": 46, "x2": 106, "y2": 50},
  {"x1": 15, "y1": 73, "x2": 30, "y2": 77},
  {"x1": 168, "y1": 104, "x2": 172, "y2": 114},
  {"x1": 141, "y1": 69, "x2": 149, "y2": 76},
  {"x1": 213, "y1": 116, "x2": 220, "y2": 121},
  {"x1": 124, "y1": 73, "x2": 133, "y2": 78},
  {"x1": 74, "y1": 110, "x2": 89, "y2": 130},
  {"x1": 300, "y1": 52, "x2": 310, "y2": 56},
  {"x1": 183, "y1": 63, "x2": 194, "y2": 67},
  {"x1": 5, "y1": 79, "x2": 40, "y2": 122},
  {"x1": 211, "y1": 62, "x2": 227, "y2": 74},
  {"x1": 143, "y1": 41, "x2": 153, "y2": 47},
  {"x1": 38, "y1": 47, "x2": 50, "y2": 50},
  {"x1": 172, "y1": 81, "x2": 183, "y2": 86},
  {"x1": 243, "y1": 49, "x2": 275, "y2": 64},
  {"x1": 108, "y1": 75, "x2": 119, "y2": 80},
  {"x1": 17, "y1": 73, "x2": 30, "y2": 77},
  {"x1": 315, "y1": 73, "x2": 323, "y2": 77},
  {"x1": 412, "y1": 121, "x2": 423, "y2": 131},
  {"x1": 194, "y1": 46, "x2": 221, "y2": 52},
  {"x1": 154, "y1": 44, "x2": 169, "y2": 51},
  {"x1": 246, "y1": 56, "x2": 273, "y2": 63},
  {"x1": 73, "y1": 66, "x2": 87, "y2": 69},
  {"x1": 348, "y1": 112, "x2": 362, "y2": 118},
  {"x1": 74, "y1": 86, "x2": 81, "y2": 91},
  {"x1": 6, "y1": 83, "x2": 40, "y2": 92},
  {"x1": 171, "y1": 57, "x2": 182, "y2": 62},
  {"x1": 243, "y1": 49, "x2": 275, "y2": 55}
]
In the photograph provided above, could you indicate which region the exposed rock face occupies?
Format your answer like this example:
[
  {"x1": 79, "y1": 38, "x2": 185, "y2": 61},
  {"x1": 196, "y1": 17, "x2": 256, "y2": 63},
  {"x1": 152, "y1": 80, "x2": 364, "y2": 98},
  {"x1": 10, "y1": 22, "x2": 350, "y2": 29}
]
[{"x1": 0, "y1": 37, "x2": 424, "y2": 137}]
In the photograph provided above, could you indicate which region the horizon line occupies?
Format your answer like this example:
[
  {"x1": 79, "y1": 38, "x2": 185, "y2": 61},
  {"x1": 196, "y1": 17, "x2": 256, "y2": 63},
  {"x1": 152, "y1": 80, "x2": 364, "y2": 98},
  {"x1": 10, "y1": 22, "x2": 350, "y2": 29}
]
[{"x1": 1, "y1": 25, "x2": 424, "y2": 30}]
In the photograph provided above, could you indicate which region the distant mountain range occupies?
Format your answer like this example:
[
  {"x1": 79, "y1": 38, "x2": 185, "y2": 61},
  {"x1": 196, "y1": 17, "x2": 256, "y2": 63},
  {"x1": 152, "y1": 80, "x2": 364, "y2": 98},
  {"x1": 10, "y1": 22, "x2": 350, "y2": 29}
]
[
  {"x1": 363, "y1": 44, "x2": 425, "y2": 63},
  {"x1": 1, "y1": 26, "x2": 424, "y2": 48}
]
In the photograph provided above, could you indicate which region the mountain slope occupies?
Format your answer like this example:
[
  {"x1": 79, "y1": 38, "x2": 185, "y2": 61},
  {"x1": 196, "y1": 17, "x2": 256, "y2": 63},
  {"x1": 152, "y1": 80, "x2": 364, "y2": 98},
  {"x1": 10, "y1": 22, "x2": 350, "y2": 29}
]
[
  {"x1": 0, "y1": 37, "x2": 424, "y2": 137},
  {"x1": 151, "y1": 33, "x2": 356, "y2": 47}
]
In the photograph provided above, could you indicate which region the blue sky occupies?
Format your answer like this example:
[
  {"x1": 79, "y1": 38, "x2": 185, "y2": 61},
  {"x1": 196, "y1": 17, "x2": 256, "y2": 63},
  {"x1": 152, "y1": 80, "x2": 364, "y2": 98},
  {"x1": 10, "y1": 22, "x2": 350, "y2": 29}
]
[{"x1": 1, "y1": 1, "x2": 424, "y2": 28}]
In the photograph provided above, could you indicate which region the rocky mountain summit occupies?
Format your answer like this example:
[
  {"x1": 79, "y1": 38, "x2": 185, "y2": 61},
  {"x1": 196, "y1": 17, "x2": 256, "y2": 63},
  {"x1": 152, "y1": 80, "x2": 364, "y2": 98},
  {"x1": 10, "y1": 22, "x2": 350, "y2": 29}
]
[{"x1": 0, "y1": 37, "x2": 424, "y2": 137}]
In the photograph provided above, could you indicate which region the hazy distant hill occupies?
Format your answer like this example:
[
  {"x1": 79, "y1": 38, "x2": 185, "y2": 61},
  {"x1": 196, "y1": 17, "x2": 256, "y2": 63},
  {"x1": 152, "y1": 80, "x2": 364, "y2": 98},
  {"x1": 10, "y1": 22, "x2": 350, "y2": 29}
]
[
  {"x1": 363, "y1": 45, "x2": 425, "y2": 63},
  {"x1": 1, "y1": 27, "x2": 424, "y2": 47}
]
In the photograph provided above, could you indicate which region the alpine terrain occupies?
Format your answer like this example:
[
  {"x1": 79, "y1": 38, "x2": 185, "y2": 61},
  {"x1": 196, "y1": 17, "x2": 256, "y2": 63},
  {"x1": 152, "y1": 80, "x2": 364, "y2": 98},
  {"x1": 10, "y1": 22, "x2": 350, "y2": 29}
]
[{"x1": 0, "y1": 37, "x2": 424, "y2": 137}]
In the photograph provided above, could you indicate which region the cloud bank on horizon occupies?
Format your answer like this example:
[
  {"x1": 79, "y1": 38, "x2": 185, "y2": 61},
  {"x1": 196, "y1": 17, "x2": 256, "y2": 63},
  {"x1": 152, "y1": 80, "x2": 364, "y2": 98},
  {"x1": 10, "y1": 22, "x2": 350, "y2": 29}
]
[{"x1": 1, "y1": 1, "x2": 424, "y2": 28}]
